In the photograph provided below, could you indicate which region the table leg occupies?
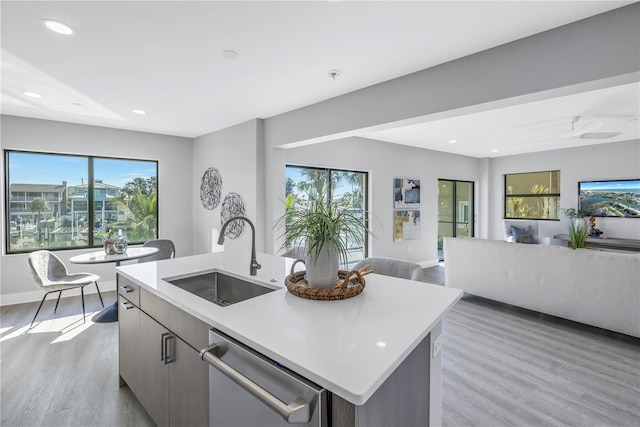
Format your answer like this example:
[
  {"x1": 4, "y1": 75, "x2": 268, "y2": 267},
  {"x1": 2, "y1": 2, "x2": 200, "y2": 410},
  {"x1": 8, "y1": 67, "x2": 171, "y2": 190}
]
[
  {"x1": 92, "y1": 302, "x2": 118, "y2": 323},
  {"x1": 92, "y1": 260, "x2": 121, "y2": 323}
]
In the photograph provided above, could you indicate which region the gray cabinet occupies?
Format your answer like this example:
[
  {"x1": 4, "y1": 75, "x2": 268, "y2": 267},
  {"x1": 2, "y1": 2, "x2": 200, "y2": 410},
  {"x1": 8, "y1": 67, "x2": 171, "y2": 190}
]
[{"x1": 118, "y1": 275, "x2": 209, "y2": 427}]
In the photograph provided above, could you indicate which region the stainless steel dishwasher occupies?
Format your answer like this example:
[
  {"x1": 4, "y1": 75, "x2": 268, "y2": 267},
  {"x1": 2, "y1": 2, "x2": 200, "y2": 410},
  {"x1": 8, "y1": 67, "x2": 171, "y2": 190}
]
[{"x1": 201, "y1": 329, "x2": 328, "y2": 427}]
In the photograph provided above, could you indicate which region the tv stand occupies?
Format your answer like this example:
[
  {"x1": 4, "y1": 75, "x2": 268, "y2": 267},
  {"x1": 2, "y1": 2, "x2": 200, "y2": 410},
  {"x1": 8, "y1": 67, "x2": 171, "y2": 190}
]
[{"x1": 553, "y1": 234, "x2": 640, "y2": 253}]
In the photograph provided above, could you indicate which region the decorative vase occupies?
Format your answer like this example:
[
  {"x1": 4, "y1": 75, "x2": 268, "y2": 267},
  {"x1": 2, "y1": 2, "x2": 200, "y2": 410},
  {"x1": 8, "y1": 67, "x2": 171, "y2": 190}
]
[
  {"x1": 304, "y1": 244, "x2": 339, "y2": 289},
  {"x1": 104, "y1": 238, "x2": 117, "y2": 255},
  {"x1": 115, "y1": 238, "x2": 128, "y2": 254}
]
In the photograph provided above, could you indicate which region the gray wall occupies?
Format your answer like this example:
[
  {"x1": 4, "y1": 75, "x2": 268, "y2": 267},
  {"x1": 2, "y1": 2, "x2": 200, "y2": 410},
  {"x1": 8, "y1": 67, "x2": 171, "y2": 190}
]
[
  {"x1": 270, "y1": 137, "x2": 481, "y2": 266},
  {"x1": 488, "y1": 139, "x2": 640, "y2": 242},
  {"x1": 1, "y1": 115, "x2": 193, "y2": 304},
  {"x1": 191, "y1": 119, "x2": 264, "y2": 255}
]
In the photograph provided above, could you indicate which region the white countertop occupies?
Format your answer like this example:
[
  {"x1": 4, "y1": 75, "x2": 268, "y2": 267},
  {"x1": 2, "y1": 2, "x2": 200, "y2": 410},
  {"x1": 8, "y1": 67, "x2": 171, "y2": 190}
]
[{"x1": 116, "y1": 250, "x2": 463, "y2": 406}]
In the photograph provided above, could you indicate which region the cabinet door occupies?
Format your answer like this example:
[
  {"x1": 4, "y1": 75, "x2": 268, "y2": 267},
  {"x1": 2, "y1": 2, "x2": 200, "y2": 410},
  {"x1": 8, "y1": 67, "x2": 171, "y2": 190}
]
[
  {"x1": 118, "y1": 295, "x2": 140, "y2": 392},
  {"x1": 138, "y1": 312, "x2": 170, "y2": 427},
  {"x1": 169, "y1": 337, "x2": 209, "y2": 426}
]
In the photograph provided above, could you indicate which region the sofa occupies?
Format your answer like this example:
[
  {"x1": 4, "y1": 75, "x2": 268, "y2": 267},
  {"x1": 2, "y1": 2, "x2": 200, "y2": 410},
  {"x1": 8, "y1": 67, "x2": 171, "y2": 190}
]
[
  {"x1": 443, "y1": 237, "x2": 640, "y2": 338},
  {"x1": 502, "y1": 219, "x2": 550, "y2": 244}
]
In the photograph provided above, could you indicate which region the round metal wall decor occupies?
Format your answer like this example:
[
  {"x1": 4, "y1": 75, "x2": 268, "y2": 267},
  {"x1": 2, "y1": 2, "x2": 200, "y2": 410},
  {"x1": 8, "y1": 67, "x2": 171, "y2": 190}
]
[
  {"x1": 200, "y1": 167, "x2": 222, "y2": 210},
  {"x1": 220, "y1": 192, "x2": 246, "y2": 239}
]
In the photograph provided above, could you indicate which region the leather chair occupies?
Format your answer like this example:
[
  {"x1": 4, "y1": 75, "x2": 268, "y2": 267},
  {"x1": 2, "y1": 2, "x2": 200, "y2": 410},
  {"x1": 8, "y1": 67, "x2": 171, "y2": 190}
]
[{"x1": 28, "y1": 250, "x2": 103, "y2": 328}]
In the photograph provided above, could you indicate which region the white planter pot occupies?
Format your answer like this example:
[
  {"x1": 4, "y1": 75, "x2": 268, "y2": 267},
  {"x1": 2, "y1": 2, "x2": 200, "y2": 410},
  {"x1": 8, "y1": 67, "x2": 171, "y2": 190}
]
[{"x1": 304, "y1": 245, "x2": 339, "y2": 289}]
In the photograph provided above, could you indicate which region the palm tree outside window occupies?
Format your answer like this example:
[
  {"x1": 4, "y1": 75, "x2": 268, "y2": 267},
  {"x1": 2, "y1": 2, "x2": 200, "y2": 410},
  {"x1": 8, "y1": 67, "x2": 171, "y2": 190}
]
[{"x1": 285, "y1": 165, "x2": 368, "y2": 268}]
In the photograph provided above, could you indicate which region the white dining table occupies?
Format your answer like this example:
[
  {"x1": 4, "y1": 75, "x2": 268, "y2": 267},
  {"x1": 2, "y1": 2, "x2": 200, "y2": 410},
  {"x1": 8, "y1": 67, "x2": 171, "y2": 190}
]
[{"x1": 70, "y1": 247, "x2": 159, "y2": 322}]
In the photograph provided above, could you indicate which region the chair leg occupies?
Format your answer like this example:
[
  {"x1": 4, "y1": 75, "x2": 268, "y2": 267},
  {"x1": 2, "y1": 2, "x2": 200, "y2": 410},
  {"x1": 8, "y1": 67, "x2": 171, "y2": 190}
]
[
  {"x1": 95, "y1": 281, "x2": 104, "y2": 307},
  {"x1": 30, "y1": 292, "x2": 50, "y2": 329},
  {"x1": 81, "y1": 287, "x2": 86, "y2": 323},
  {"x1": 53, "y1": 291, "x2": 63, "y2": 313}
]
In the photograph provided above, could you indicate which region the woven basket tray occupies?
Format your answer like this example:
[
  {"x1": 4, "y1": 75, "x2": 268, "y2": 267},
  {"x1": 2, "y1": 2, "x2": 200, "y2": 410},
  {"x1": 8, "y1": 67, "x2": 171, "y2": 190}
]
[{"x1": 285, "y1": 259, "x2": 366, "y2": 301}]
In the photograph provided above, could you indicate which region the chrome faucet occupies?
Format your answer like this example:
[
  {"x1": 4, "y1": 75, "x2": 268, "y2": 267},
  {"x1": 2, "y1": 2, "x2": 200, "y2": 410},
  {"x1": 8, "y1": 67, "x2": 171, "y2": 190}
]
[{"x1": 217, "y1": 215, "x2": 261, "y2": 276}]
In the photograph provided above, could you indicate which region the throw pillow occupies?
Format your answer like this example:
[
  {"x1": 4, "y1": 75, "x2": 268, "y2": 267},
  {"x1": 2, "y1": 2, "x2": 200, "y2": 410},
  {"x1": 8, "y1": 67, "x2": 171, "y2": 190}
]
[{"x1": 510, "y1": 225, "x2": 535, "y2": 244}]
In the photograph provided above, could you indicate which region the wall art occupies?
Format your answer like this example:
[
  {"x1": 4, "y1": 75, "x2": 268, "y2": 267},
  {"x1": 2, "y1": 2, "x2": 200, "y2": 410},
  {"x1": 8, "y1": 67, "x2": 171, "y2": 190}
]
[
  {"x1": 394, "y1": 178, "x2": 420, "y2": 209},
  {"x1": 200, "y1": 167, "x2": 222, "y2": 210},
  {"x1": 393, "y1": 210, "x2": 420, "y2": 241},
  {"x1": 220, "y1": 192, "x2": 246, "y2": 239}
]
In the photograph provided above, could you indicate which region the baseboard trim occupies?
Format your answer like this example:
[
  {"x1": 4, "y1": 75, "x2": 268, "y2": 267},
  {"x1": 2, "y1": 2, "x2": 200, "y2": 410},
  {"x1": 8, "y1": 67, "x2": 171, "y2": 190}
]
[
  {"x1": 418, "y1": 259, "x2": 440, "y2": 268},
  {"x1": 0, "y1": 280, "x2": 116, "y2": 307}
]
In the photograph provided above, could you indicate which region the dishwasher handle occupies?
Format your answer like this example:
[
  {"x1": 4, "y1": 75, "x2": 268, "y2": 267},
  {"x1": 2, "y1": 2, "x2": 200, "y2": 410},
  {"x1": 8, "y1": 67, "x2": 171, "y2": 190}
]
[{"x1": 200, "y1": 344, "x2": 311, "y2": 424}]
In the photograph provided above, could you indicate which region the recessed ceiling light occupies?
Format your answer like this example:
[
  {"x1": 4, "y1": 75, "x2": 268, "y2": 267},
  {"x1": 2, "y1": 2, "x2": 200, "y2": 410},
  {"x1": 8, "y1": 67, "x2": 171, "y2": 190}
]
[
  {"x1": 23, "y1": 91, "x2": 42, "y2": 98},
  {"x1": 222, "y1": 50, "x2": 239, "y2": 60},
  {"x1": 448, "y1": 140, "x2": 457, "y2": 144},
  {"x1": 132, "y1": 109, "x2": 146, "y2": 115},
  {"x1": 491, "y1": 149, "x2": 500, "y2": 153},
  {"x1": 42, "y1": 19, "x2": 75, "y2": 36},
  {"x1": 376, "y1": 341, "x2": 387, "y2": 348}
]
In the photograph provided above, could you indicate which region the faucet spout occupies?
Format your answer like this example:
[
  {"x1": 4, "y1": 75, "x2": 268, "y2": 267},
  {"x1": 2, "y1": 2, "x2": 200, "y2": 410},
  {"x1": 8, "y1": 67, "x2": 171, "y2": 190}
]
[{"x1": 217, "y1": 215, "x2": 262, "y2": 276}]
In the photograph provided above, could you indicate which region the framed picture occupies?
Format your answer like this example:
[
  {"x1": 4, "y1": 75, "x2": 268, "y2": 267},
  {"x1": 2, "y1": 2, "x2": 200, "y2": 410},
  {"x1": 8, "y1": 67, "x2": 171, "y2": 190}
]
[
  {"x1": 394, "y1": 178, "x2": 420, "y2": 209},
  {"x1": 393, "y1": 210, "x2": 420, "y2": 241}
]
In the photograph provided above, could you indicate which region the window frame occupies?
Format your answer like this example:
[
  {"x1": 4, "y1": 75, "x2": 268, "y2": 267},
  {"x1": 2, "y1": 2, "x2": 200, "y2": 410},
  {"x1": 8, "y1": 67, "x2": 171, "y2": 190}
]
[
  {"x1": 504, "y1": 170, "x2": 560, "y2": 220},
  {"x1": 285, "y1": 164, "x2": 369, "y2": 263},
  {"x1": 4, "y1": 150, "x2": 159, "y2": 254}
]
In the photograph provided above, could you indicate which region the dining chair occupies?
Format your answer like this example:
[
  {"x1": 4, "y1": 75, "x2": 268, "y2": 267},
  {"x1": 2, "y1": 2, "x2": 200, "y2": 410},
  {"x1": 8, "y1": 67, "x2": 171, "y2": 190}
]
[
  {"x1": 138, "y1": 239, "x2": 176, "y2": 262},
  {"x1": 353, "y1": 257, "x2": 423, "y2": 281},
  {"x1": 280, "y1": 246, "x2": 306, "y2": 259},
  {"x1": 28, "y1": 250, "x2": 103, "y2": 328}
]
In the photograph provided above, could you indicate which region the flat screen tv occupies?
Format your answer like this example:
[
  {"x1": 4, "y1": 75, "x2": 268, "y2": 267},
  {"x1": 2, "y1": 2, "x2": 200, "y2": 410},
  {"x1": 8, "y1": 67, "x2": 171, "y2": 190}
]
[{"x1": 578, "y1": 179, "x2": 640, "y2": 218}]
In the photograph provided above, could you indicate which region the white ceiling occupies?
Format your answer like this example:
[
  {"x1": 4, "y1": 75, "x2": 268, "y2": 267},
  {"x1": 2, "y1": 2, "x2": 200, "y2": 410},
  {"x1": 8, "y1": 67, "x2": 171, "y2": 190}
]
[{"x1": 1, "y1": 1, "x2": 638, "y2": 158}]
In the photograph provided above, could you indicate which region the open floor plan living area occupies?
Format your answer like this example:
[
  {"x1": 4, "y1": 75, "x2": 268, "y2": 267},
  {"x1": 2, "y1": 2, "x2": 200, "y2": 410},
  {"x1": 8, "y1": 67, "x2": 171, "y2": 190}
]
[{"x1": 1, "y1": 2, "x2": 639, "y2": 426}]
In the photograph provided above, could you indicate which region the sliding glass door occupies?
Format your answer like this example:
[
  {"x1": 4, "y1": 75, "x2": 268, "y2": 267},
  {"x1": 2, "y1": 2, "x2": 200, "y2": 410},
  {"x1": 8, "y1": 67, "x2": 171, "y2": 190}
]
[{"x1": 438, "y1": 179, "x2": 474, "y2": 261}]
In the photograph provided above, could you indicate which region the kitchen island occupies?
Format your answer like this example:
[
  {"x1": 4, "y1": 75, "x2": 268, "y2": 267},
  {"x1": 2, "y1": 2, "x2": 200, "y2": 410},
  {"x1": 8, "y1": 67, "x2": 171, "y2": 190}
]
[{"x1": 116, "y1": 250, "x2": 462, "y2": 426}]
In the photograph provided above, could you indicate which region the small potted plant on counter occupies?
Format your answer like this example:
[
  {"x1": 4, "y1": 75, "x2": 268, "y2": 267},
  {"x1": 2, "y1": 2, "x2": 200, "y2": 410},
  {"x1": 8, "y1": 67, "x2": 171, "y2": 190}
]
[{"x1": 275, "y1": 193, "x2": 370, "y2": 288}]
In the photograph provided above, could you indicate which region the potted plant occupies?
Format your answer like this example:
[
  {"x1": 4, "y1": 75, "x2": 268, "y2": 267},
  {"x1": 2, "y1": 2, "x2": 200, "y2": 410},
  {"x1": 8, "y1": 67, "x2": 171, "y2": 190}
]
[
  {"x1": 567, "y1": 219, "x2": 588, "y2": 249},
  {"x1": 561, "y1": 207, "x2": 588, "y2": 230},
  {"x1": 275, "y1": 195, "x2": 370, "y2": 288}
]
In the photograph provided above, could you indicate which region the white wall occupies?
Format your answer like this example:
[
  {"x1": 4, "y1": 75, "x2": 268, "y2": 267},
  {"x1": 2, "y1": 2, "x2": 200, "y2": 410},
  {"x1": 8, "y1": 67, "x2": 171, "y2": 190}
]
[
  {"x1": 488, "y1": 139, "x2": 640, "y2": 242},
  {"x1": 1, "y1": 115, "x2": 193, "y2": 304},
  {"x1": 265, "y1": 4, "x2": 639, "y2": 148},
  {"x1": 266, "y1": 137, "x2": 481, "y2": 266},
  {"x1": 191, "y1": 119, "x2": 263, "y2": 256}
]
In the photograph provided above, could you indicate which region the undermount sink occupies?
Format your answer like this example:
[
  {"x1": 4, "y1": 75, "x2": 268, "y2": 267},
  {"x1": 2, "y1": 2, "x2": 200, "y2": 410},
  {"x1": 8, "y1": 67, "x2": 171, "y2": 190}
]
[{"x1": 165, "y1": 271, "x2": 275, "y2": 307}]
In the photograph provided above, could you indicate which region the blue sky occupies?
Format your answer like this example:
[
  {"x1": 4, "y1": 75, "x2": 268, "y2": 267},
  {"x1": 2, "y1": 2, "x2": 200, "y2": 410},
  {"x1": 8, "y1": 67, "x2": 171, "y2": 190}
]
[
  {"x1": 580, "y1": 180, "x2": 640, "y2": 191},
  {"x1": 8, "y1": 152, "x2": 156, "y2": 188}
]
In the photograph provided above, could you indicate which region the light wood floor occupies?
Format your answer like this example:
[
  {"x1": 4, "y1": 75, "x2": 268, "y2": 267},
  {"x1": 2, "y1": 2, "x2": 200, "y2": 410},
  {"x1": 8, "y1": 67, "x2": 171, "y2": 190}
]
[
  {"x1": 0, "y1": 291, "x2": 154, "y2": 427},
  {"x1": 1, "y1": 268, "x2": 638, "y2": 427}
]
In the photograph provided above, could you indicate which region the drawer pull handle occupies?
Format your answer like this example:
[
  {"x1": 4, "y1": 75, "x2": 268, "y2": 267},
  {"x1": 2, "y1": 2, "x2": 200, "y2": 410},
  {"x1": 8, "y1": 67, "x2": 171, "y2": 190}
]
[
  {"x1": 120, "y1": 285, "x2": 134, "y2": 293},
  {"x1": 119, "y1": 301, "x2": 134, "y2": 310}
]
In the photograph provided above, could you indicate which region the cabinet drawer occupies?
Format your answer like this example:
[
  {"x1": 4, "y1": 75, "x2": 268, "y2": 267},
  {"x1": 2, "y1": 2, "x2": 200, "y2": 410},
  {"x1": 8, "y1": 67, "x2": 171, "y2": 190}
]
[
  {"x1": 140, "y1": 288, "x2": 210, "y2": 350},
  {"x1": 118, "y1": 275, "x2": 140, "y2": 306}
]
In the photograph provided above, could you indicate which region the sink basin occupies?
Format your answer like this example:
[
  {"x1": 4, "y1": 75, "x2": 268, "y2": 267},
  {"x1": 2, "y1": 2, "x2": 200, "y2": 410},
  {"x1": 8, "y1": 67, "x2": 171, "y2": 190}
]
[{"x1": 165, "y1": 272, "x2": 275, "y2": 307}]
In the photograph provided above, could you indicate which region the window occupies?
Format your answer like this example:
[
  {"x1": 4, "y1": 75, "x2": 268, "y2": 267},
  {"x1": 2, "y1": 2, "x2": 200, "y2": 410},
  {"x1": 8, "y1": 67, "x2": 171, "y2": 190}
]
[
  {"x1": 285, "y1": 165, "x2": 368, "y2": 268},
  {"x1": 5, "y1": 151, "x2": 158, "y2": 253},
  {"x1": 504, "y1": 170, "x2": 560, "y2": 220}
]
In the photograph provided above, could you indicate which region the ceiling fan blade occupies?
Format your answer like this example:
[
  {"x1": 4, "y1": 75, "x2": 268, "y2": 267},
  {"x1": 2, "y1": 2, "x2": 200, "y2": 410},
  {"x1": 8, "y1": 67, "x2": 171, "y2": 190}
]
[
  {"x1": 564, "y1": 119, "x2": 602, "y2": 137},
  {"x1": 579, "y1": 132, "x2": 621, "y2": 139}
]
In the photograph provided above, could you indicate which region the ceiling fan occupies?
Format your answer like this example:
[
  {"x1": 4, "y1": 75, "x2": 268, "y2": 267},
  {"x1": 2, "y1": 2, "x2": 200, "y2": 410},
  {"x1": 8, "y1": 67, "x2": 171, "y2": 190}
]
[{"x1": 514, "y1": 116, "x2": 622, "y2": 145}]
